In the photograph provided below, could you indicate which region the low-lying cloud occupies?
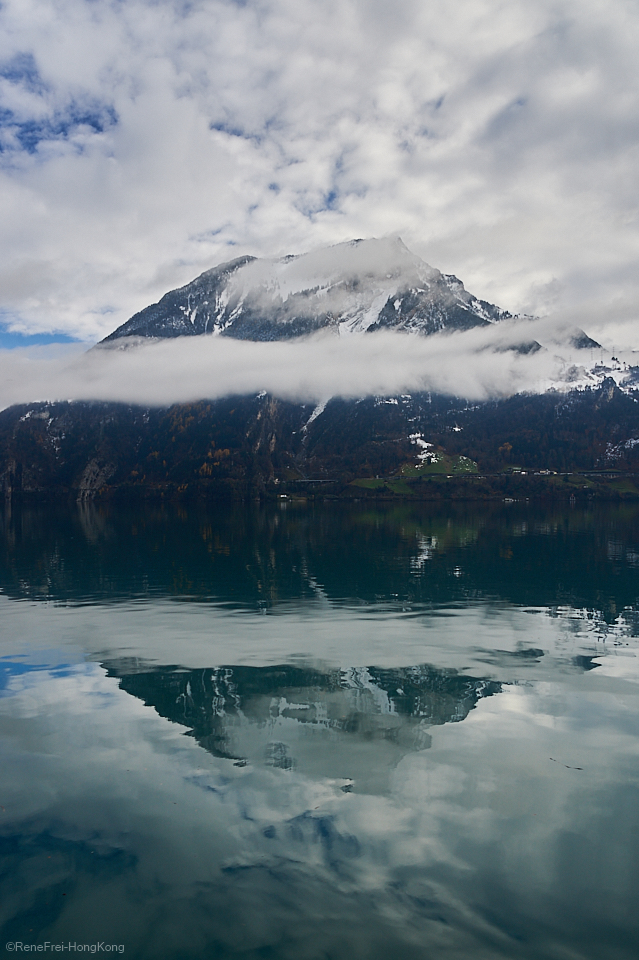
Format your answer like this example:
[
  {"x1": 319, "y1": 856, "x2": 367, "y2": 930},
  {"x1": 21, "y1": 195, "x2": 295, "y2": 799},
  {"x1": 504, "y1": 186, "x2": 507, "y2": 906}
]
[{"x1": 0, "y1": 324, "x2": 593, "y2": 412}]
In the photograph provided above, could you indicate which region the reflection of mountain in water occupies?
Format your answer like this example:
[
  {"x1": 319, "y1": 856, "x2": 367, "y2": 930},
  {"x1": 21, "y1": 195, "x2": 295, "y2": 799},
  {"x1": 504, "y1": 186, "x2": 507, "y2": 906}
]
[
  {"x1": 2, "y1": 501, "x2": 639, "y2": 622},
  {"x1": 106, "y1": 661, "x2": 501, "y2": 787}
]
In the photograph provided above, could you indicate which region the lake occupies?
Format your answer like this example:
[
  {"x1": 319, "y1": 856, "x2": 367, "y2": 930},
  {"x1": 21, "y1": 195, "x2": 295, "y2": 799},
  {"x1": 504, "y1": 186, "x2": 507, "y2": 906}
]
[{"x1": 1, "y1": 500, "x2": 638, "y2": 959}]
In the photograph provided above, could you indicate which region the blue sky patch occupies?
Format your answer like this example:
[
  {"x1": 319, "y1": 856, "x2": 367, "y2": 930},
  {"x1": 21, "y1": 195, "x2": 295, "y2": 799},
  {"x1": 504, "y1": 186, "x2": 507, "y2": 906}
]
[
  {"x1": 0, "y1": 103, "x2": 118, "y2": 155},
  {"x1": 0, "y1": 52, "x2": 118, "y2": 155},
  {"x1": 323, "y1": 189, "x2": 339, "y2": 210},
  {"x1": 0, "y1": 52, "x2": 46, "y2": 94},
  {"x1": 0, "y1": 326, "x2": 80, "y2": 349}
]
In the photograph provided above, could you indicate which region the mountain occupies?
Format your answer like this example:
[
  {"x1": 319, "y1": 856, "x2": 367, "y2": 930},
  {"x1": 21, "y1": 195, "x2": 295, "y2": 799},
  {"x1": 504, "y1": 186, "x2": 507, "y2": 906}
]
[
  {"x1": 103, "y1": 237, "x2": 519, "y2": 343},
  {"x1": 2, "y1": 378, "x2": 639, "y2": 503},
  {"x1": 2, "y1": 237, "x2": 634, "y2": 503}
]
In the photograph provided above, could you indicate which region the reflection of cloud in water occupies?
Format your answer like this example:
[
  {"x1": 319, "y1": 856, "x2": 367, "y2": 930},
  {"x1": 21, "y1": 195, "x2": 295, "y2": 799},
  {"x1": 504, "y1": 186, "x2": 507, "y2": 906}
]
[
  {"x1": 1, "y1": 661, "x2": 638, "y2": 957},
  {"x1": 2, "y1": 503, "x2": 639, "y2": 954}
]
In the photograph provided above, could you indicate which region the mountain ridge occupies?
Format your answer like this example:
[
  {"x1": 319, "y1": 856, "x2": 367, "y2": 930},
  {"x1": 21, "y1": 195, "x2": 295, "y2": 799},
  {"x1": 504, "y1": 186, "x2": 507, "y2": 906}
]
[{"x1": 2, "y1": 378, "x2": 639, "y2": 503}]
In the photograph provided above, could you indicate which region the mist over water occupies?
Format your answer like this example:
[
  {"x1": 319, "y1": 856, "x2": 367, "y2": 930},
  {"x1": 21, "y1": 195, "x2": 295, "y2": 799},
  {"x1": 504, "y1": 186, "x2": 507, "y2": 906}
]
[{"x1": 1, "y1": 501, "x2": 639, "y2": 959}]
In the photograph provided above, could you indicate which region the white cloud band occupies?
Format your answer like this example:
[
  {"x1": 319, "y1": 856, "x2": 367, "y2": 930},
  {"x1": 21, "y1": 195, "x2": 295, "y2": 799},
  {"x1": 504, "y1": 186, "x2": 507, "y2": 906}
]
[{"x1": 0, "y1": 325, "x2": 587, "y2": 410}]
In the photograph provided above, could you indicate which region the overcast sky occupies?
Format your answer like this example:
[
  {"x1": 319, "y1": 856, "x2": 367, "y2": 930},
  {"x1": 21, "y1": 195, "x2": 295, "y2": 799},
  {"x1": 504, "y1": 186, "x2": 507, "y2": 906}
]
[{"x1": 1, "y1": 0, "x2": 638, "y2": 347}]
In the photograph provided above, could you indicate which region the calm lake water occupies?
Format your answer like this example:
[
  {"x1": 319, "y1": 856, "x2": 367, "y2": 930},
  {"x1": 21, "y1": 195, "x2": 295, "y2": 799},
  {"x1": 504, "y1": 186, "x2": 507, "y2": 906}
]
[{"x1": 1, "y1": 500, "x2": 638, "y2": 959}]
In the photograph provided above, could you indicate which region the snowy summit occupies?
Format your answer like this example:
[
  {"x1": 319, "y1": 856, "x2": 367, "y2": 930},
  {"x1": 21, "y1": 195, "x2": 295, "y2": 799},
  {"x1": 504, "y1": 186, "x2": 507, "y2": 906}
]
[{"x1": 103, "y1": 237, "x2": 517, "y2": 344}]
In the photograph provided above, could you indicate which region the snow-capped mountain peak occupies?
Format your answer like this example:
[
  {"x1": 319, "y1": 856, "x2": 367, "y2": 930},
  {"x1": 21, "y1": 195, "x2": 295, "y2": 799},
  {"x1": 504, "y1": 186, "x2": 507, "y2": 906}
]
[{"x1": 103, "y1": 237, "x2": 517, "y2": 343}]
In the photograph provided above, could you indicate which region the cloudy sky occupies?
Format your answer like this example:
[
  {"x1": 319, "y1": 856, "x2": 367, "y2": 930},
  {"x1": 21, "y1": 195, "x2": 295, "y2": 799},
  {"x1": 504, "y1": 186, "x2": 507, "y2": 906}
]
[{"x1": 0, "y1": 0, "x2": 638, "y2": 349}]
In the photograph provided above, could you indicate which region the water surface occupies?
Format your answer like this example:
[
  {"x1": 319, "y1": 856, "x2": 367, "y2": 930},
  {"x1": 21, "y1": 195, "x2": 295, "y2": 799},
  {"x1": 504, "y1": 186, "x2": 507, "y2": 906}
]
[{"x1": 1, "y1": 501, "x2": 638, "y2": 959}]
